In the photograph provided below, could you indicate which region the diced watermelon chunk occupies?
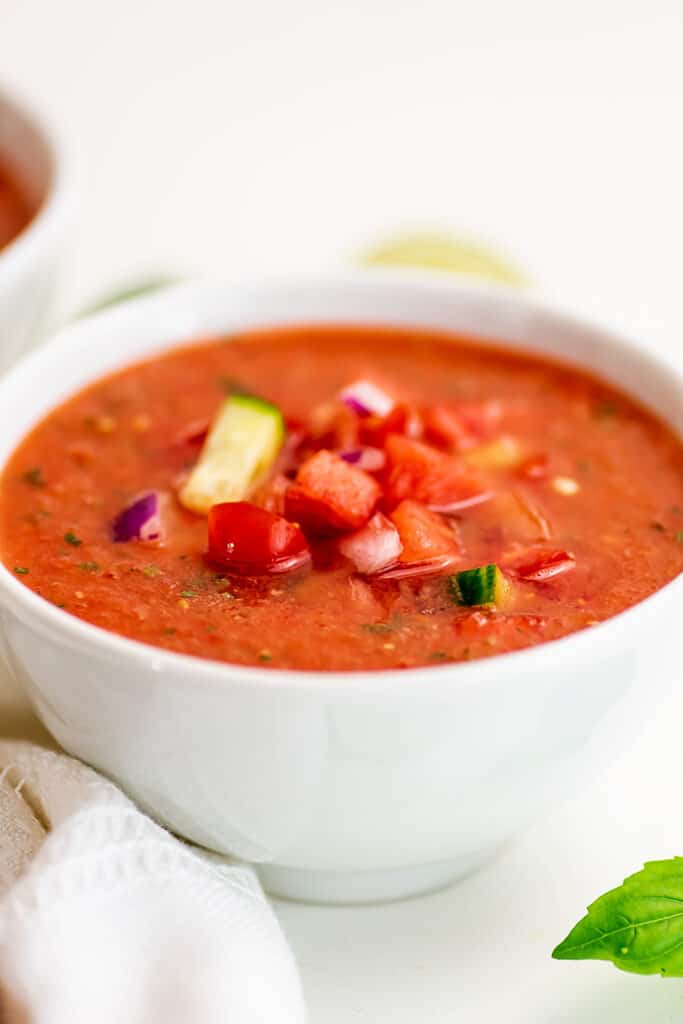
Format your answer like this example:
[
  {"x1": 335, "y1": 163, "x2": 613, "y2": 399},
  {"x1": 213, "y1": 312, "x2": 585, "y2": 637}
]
[
  {"x1": 383, "y1": 434, "x2": 491, "y2": 512},
  {"x1": 359, "y1": 404, "x2": 422, "y2": 447},
  {"x1": 306, "y1": 401, "x2": 360, "y2": 450},
  {"x1": 423, "y1": 404, "x2": 476, "y2": 451},
  {"x1": 390, "y1": 500, "x2": 461, "y2": 563},
  {"x1": 285, "y1": 449, "x2": 381, "y2": 535},
  {"x1": 423, "y1": 399, "x2": 502, "y2": 452}
]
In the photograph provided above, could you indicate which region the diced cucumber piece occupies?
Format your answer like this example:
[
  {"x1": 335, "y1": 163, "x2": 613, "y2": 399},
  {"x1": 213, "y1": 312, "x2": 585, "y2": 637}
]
[
  {"x1": 179, "y1": 394, "x2": 284, "y2": 514},
  {"x1": 449, "y1": 564, "x2": 511, "y2": 607}
]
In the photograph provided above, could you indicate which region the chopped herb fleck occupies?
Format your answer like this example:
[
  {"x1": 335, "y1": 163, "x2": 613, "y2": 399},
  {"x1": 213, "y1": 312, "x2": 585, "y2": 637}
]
[
  {"x1": 142, "y1": 564, "x2": 162, "y2": 577},
  {"x1": 672, "y1": 505, "x2": 683, "y2": 517},
  {"x1": 361, "y1": 613, "x2": 403, "y2": 635},
  {"x1": 64, "y1": 531, "x2": 83, "y2": 546},
  {"x1": 180, "y1": 589, "x2": 197, "y2": 598},
  {"x1": 676, "y1": 531, "x2": 683, "y2": 545},
  {"x1": 206, "y1": 625, "x2": 218, "y2": 634},
  {"x1": 217, "y1": 376, "x2": 249, "y2": 395},
  {"x1": 430, "y1": 651, "x2": 450, "y2": 661},
  {"x1": 162, "y1": 627, "x2": 176, "y2": 636},
  {"x1": 13, "y1": 566, "x2": 29, "y2": 575},
  {"x1": 23, "y1": 467, "x2": 45, "y2": 487},
  {"x1": 594, "y1": 399, "x2": 619, "y2": 419},
  {"x1": 78, "y1": 561, "x2": 99, "y2": 573},
  {"x1": 259, "y1": 649, "x2": 273, "y2": 662},
  {"x1": 650, "y1": 521, "x2": 666, "y2": 533},
  {"x1": 576, "y1": 460, "x2": 591, "y2": 474},
  {"x1": 24, "y1": 510, "x2": 50, "y2": 525}
]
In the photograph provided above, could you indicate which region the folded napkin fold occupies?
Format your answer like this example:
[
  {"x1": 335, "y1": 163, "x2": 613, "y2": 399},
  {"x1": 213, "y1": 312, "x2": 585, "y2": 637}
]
[{"x1": 0, "y1": 742, "x2": 306, "y2": 1023}]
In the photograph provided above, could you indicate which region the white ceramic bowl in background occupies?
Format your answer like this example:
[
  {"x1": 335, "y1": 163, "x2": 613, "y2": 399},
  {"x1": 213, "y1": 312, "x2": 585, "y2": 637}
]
[
  {"x1": 0, "y1": 273, "x2": 680, "y2": 904},
  {"x1": 0, "y1": 83, "x2": 72, "y2": 372}
]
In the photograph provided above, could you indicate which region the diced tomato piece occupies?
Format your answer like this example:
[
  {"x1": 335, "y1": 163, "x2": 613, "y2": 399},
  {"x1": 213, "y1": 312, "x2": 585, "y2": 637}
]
[
  {"x1": 518, "y1": 454, "x2": 550, "y2": 480},
  {"x1": 510, "y1": 549, "x2": 576, "y2": 582},
  {"x1": 207, "y1": 501, "x2": 310, "y2": 574},
  {"x1": 390, "y1": 500, "x2": 461, "y2": 563},
  {"x1": 285, "y1": 449, "x2": 381, "y2": 535},
  {"x1": 339, "y1": 512, "x2": 402, "y2": 574},
  {"x1": 359, "y1": 404, "x2": 422, "y2": 447},
  {"x1": 383, "y1": 434, "x2": 491, "y2": 512}
]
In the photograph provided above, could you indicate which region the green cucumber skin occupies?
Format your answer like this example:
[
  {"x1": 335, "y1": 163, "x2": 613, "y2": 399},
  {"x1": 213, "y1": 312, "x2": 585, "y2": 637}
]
[
  {"x1": 230, "y1": 393, "x2": 285, "y2": 435},
  {"x1": 450, "y1": 565, "x2": 497, "y2": 605}
]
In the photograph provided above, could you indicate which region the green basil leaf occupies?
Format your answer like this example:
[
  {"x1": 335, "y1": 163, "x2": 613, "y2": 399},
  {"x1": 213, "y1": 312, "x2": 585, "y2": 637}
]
[{"x1": 553, "y1": 857, "x2": 683, "y2": 976}]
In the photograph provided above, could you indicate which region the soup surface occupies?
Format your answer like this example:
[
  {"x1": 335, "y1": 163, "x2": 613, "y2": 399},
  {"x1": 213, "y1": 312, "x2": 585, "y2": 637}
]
[
  {"x1": 0, "y1": 160, "x2": 34, "y2": 251},
  {"x1": 1, "y1": 325, "x2": 682, "y2": 671}
]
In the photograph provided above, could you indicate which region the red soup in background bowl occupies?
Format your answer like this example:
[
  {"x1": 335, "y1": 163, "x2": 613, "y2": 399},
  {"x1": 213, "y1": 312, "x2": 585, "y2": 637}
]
[
  {"x1": 0, "y1": 273, "x2": 679, "y2": 904},
  {"x1": 0, "y1": 157, "x2": 35, "y2": 251},
  {"x1": 0, "y1": 85, "x2": 71, "y2": 370}
]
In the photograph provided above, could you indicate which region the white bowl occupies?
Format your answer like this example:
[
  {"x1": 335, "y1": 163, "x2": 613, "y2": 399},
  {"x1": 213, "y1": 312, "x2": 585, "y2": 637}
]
[
  {"x1": 0, "y1": 84, "x2": 72, "y2": 371},
  {"x1": 0, "y1": 273, "x2": 680, "y2": 904}
]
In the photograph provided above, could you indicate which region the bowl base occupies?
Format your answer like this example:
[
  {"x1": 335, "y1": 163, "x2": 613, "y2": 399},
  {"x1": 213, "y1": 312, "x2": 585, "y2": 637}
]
[{"x1": 258, "y1": 848, "x2": 498, "y2": 905}]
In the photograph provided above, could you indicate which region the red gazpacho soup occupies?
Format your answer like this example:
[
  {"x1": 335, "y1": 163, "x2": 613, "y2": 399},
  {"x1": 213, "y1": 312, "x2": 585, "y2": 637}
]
[
  {"x1": 0, "y1": 160, "x2": 35, "y2": 251},
  {"x1": 1, "y1": 325, "x2": 682, "y2": 671}
]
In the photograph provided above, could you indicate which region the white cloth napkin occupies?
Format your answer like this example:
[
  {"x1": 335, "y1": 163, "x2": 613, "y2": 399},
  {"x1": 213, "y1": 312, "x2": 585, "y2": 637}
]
[{"x1": 0, "y1": 741, "x2": 306, "y2": 1023}]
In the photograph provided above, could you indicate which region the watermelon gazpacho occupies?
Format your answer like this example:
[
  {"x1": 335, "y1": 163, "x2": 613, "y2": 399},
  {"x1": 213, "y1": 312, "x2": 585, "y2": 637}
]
[{"x1": 1, "y1": 324, "x2": 682, "y2": 671}]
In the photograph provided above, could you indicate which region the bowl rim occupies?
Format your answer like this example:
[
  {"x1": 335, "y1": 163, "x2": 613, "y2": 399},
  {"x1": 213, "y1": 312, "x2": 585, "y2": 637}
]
[
  {"x1": 0, "y1": 269, "x2": 680, "y2": 696},
  {"x1": 0, "y1": 80, "x2": 73, "y2": 286}
]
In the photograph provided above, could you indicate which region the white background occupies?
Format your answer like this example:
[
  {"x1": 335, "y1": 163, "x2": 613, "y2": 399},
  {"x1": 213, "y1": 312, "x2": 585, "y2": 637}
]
[{"x1": 3, "y1": 1, "x2": 683, "y2": 1020}]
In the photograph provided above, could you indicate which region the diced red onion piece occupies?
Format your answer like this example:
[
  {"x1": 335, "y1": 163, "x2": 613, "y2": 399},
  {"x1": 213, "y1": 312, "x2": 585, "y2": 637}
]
[
  {"x1": 339, "y1": 512, "x2": 403, "y2": 574},
  {"x1": 113, "y1": 491, "x2": 164, "y2": 543},
  {"x1": 339, "y1": 380, "x2": 395, "y2": 419},
  {"x1": 274, "y1": 429, "x2": 306, "y2": 477},
  {"x1": 375, "y1": 553, "x2": 460, "y2": 580},
  {"x1": 338, "y1": 446, "x2": 386, "y2": 472}
]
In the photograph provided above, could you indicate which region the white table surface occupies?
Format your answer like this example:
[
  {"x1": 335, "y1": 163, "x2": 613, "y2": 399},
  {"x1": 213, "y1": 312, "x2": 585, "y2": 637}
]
[{"x1": 3, "y1": 2, "x2": 683, "y2": 1019}]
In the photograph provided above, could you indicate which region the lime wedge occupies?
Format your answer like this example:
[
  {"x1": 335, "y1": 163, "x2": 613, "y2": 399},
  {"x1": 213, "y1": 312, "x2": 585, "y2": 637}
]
[
  {"x1": 79, "y1": 275, "x2": 180, "y2": 317},
  {"x1": 360, "y1": 232, "x2": 527, "y2": 286}
]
